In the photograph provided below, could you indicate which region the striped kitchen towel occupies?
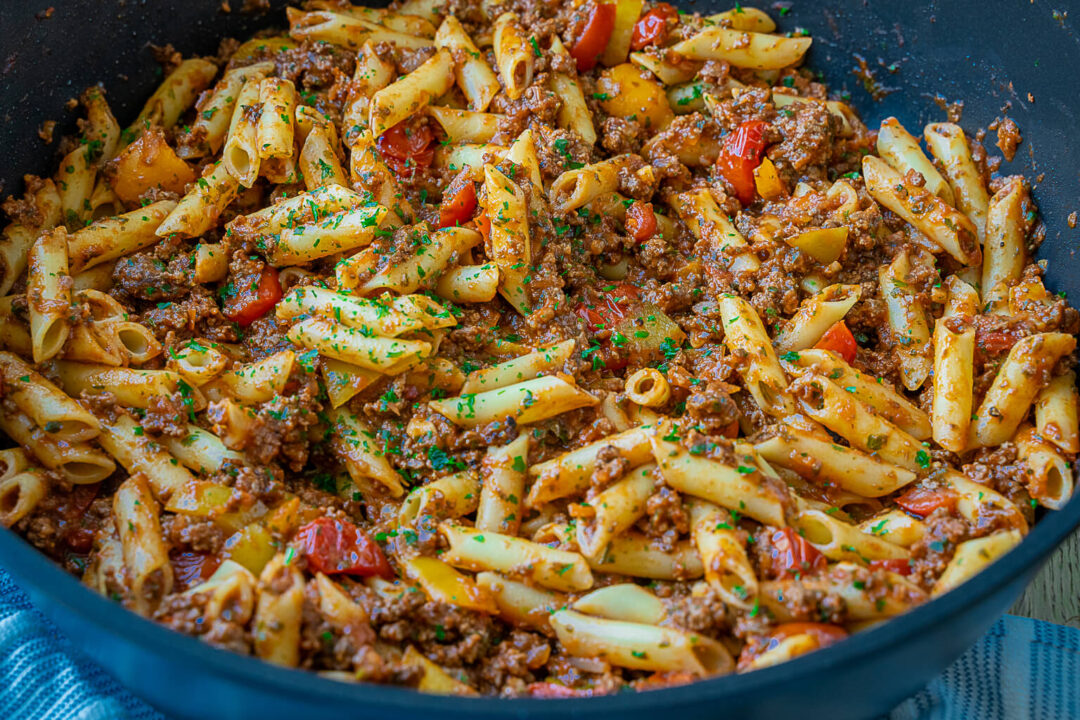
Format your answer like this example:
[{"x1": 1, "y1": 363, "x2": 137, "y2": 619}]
[{"x1": 0, "y1": 567, "x2": 1076, "y2": 719}]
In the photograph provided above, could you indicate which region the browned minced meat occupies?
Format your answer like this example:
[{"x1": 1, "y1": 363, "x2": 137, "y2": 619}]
[
  {"x1": 155, "y1": 591, "x2": 252, "y2": 655},
  {"x1": 111, "y1": 237, "x2": 194, "y2": 302},
  {"x1": 140, "y1": 392, "x2": 191, "y2": 438},
  {"x1": 276, "y1": 41, "x2": 356, "y2": 89},
  {"x1": 992, "y1": 116, "x2": 1022, "y2": 162},
  {"x1": 642, "y1": 485, "x2": 688, "y2": 550},
  {"x1": 907, "y1": 509, "x2": 970, "y2": 590},
  {"x1": 161, "y1": 513, "x2": 230, "y2": 554},
  {"x1": 961, "y1": 444, "x2": 1036, "y2": 526}
]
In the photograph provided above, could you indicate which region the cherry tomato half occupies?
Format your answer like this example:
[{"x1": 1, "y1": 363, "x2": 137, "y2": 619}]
[
  {"x1": 716, "y1": 119, "x2": 769, "y2": 206},
  {"x1": 571, "y1": 3, "x2": 617, "y2": 72},
  {"x1": 630, "y1": 2, "x2": 678, "y2": 51},
  {"x1": 814, "y1": 320, "x2": 858, "y2": 363},
  {"x1": 224, "y1": 266, "x2": 282, "y2": 327},
  {"x1": 294, "y1": 517, "x2": 393, "y2": 578}
]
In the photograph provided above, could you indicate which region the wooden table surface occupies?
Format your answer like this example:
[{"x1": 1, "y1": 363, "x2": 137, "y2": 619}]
[{"x1": 1012, "y1": 528, "x2": 1080, "y2": 627}]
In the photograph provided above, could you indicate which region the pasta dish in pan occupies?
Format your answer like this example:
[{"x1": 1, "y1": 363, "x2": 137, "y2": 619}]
[{"x1": 0, "y1": 0, "x2": 1075, "y2": 697}]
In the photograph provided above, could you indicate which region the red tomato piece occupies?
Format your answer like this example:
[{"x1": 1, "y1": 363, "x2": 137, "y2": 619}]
[
  {"x1": 716, "y1": 119, "x2": 769, "y2": 205},
  {"x1": 475, "y1": 211, "x2": 491, "y2": 243},
  {"x1": 814, "y1": 320, "x2": 858, "y2": 363},
  {"x1": 894, "y1": 486, "x2": 958, "y2": 519},
  {"x1": 625, "y1": 201, "x2": 658, "y2": 243},
  {"x1": 171, "y1": 551, "x2": 222, "y2": 590},
  {"x1": 574, "y1": 281, "x2": 640, "y2": 331},
  {"x1": 720, "y1": 420, "x2": 740, "y2": 439},
  {"x1": 224, "y1": 266, "x2": 282, "y2": 327},
  {"x1": 570, "y1": 3, "x2": 617, "y2": 72},
  {"x1": 768, "y1": 527, "x2": 827, "y2": 578},
  {"x1": 439, "y1": 178, "x2": 478, "y2": 229},
  {"x1": 376, "y1": 120, "x2": 435, "y2": 178},
  {"x1": 869, "y1": 558, "x2": 913, "y2": 576},
  {"x1": 630, "y1": 2, "x2": 678, "y2": 51},
  {"x1": 295, "y1": 517, "x2": 393, "y2": 578}
]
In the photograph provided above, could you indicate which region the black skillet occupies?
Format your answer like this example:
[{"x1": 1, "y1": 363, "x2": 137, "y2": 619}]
[{"x1": 1, "y1": 1, "x2": 1078, "y2": 718}]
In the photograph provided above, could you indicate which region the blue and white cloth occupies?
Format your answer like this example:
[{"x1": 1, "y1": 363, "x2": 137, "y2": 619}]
[{"x1": 0, "y1": 567, "x2": 1076, "y2": 719}]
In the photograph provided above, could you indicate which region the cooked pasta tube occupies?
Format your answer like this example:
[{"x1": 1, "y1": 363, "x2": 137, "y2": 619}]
[
  {"x1": 1035, "y1": 372, "x2": 1079, "y2": 454},
  {"x1": 876, "y1": 117, "x2": 954, "y2": 204},
  {"x1": 434, "y1": 263, "x2": 500, "y2": 303},
  {"x1": 0, "y1": 351, "x2": 99, "y2": 442},
  {"x1": 161, "y1": 425, "x2": 246, "y2": 475},
  {"x1": 932, "y1": 530, "x2": 1023, "y2": 597},
  {"x1": 981, "y1": 178, "x2": 1029, "y2": 314},
  {"x1": 760, "y1": 562, "x2": 926, "y2": 621},
  {"x1": 114, "y1": 473, "x2": 173, "y2": 616},
  {"x1": 0, "y1": 469, "x2": 49, "y2": 528},
  {"x1": 924, "y1": 122, "x2": 990, "y2": 241},
  {"x1": 67, "y1": 199, "x2": 176, "y2": 273},
  {"x1": 253, "y1": 553, "x2": 305, "y2": 667},
  {"x1": 0, "y1": 411, "x2": 114, "y2": 485},
  {"x1": 345, "y1": 225, "x2": 478, "y2": 295},
  {"x1": 435, "y1": 16, "x2": 499, "y2": 112},
  {"x1": 398, "y1": 471, "x2": 480, "y2": 527},
  {"x1": 475, "y1": 572, "x2": 563, "y2": 635},
  {"x1": 97, "y1": 413, "x2": 194, "y2": 497},
  {"x1": 572, "y1": 583, "x2": 666, "y2": 625},
  {"x1": 773, "y1": 284, "x2": 861, "y2": 352},
  {"x1": 492, "y1": 13, "x2": 533, "y2": 101},
  {"x1": 649, "y1": 431, "x2": 787, "y2": 526},
  {"x1": 1014, "y1": 425, "x2": 1074, "y2": 510},
  {"x1": 459, "y1": 340, "x2": 574, "y2": 394},
  {"x1": 0, "y1": 180, "x2": 61, "y2": 296},
  {"x1": 54, "y1": 363, "x2": 190, "y2": 408},
  {"x1": 671, "y1": 27, "x2": 811, "y2": 69},
  {"x1": 689, "y1": 500, "x2": 758, "y2": 610},
  {"x1": 781, "y1": 348, "x2": 931, "y2": 440},
  {"x1": 675, "y1": 188, "x2": 759, "y2": 273},
  {"x1": 791, "y1": 372, "x2": 930, "y2": 471},
  {"x1": 551, "y1": 156, "x2": 630, "y2": 213},
  {"x1": 624, "y1": 368, "x2": 670, "y2": 407},
  {"x1": 369, "y1": 48, "x2": 454, "y2": 137},
  {"x1": 287, "y1": 317, "x2": 432, "y2": 374},
  {"x1": 179, "y1": 62, "x2": 273, "y2": 158},
  {"x1": 576, "y1": 463, "x2": 657, "y2": 558},
  {"x1": 526, "y1": 426, "x2": 653, "y2": 507},
  {"x1": 941, "y1": 471, "x2": 1028, "y2": 533},
  {"x1": 256, "y1": 77, "x2": 296, "y2": 160},
  {"x1": 222, "y1": 76, "x2": 264, "y2": 187},
  {"x1": 476, "y1": 434, "x2": 528, "y2": 535},
  {"x1": 754, "y1": 424, "x2": 916, "y2": 497},
  {"x1": 879, "y1": 249, "x2": 932, "y2": 391},
  {"x1": 276, "y1": 287, "x2": 455, "y2": 337},
  {"x1": 862, "y1": 156, "x2": 980, "y2": 266},
  {"x1": 857, "y1": 510, "x2": 927, "y2": 549},
  {"x1": 549, "y1": 36, "x2": 596, "y2": 145},
  {"x1": 550, "y1": 609, "x2": 734, "y2": 676},
  {"x1": 483, "y1": 165, "x2": 532, "y2": 315},
  {"x1": 156, "y1": 161, "x2": 239, "y2": 239},
  {"x1": 932, "y1": 315, "x2": 975, "y2": 453},
  {"x1": 27, "y1": 228, "x2": 72, "y2": 363},
  {"x1": 717, "y1": 295, "x2": 798, "y2": 419},
  {"x1": 793, "y1": 502, "x2": 909, "y2": 562},
  {"x1": 428, "y1": 374, "x2": 598, "y2": 428},
  {"x1": 123, "y1": 58, "x2": 217, "y2": 139},
  {"x1": 439, "y1": 523, "x2": 593, "y2": 592},
  {"x1": 969, "y1": 332, "x2": 1076, "y2": 448},
  {"x1": 402, "y1": 556, "x2": 497, "y2": 614}
]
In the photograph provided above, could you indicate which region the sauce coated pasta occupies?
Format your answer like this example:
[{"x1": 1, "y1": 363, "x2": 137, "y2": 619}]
[{"x1": 0, "y1": 0, "x2": 1075, "y2": 698}]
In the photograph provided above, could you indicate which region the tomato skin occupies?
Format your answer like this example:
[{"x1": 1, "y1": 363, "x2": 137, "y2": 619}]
[
  {"x1": 376, "y1": 120, "x2": 435, "y2": 178},
  {"x1": 630, "y1": 2, "x2": 678, "y2": 50},
  {"x1": 295, "y1": 517, "x2": 393, "y2": 578},
  {"x1": 716, "y1": 120, "x2": 769, "y2": 205},
  {"x1": 171, "y1": 551, "x2": 222, "y2": 590},
  {"x1": 574, "y1": 281, "x2": 640, "y2": 331},
  {"x1": 439, "y1": 179, "x2": 478, "y2": 229},
  {"x1": 626, "y1": 201, "x2": 658, "y2": 242},
  {"x1": 814, "y1": 320, "x2": 858, "y2": 363},
  {"x1": 224, "y1": 266, "x2": 282, "y2": 327},
  {"x1": 475, "y1": 211, "x2": 491, "y2": 243},
  {"x1": 768, "y1": 527, "x2": 827, "y2": 578},
  {"x1": 571, "y1": 3, "x2": 617, "y2": 72},
  {"x1": 869, "y1": 558, "x2": 912, "y2": 576},
  {"x1": 894, "y1": 486, "x2": 958, "y2": 518}
]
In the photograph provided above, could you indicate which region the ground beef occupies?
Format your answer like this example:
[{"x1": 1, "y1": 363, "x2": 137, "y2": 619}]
[
  {"x1": 140, "y1": 392, "x2": 190, "y2": 438},
  {"x1": 111, "y1": 237, "x2": 194, "y2": 302},
  {"x1": 992, "y1": 116, "x2": 1022, "y2": 162},
  {"x1": 642, "y1": 484, "x2": 688, "y2": 550},
  {"x1": 600, "y1": 117, "x2": 646, "y2": 155},
  {"x1": 242, "y1": 377, "x2": 323, "y2": 471},
  {"x1": 907, "y1": 509, "x2": 970, "y2": 590},
  {"x1": 161, "y1": 514, "x2": 230, "y2": 554},
  {"x1": 276, "y1": 41, "x2": 356, "y2": 89}
]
